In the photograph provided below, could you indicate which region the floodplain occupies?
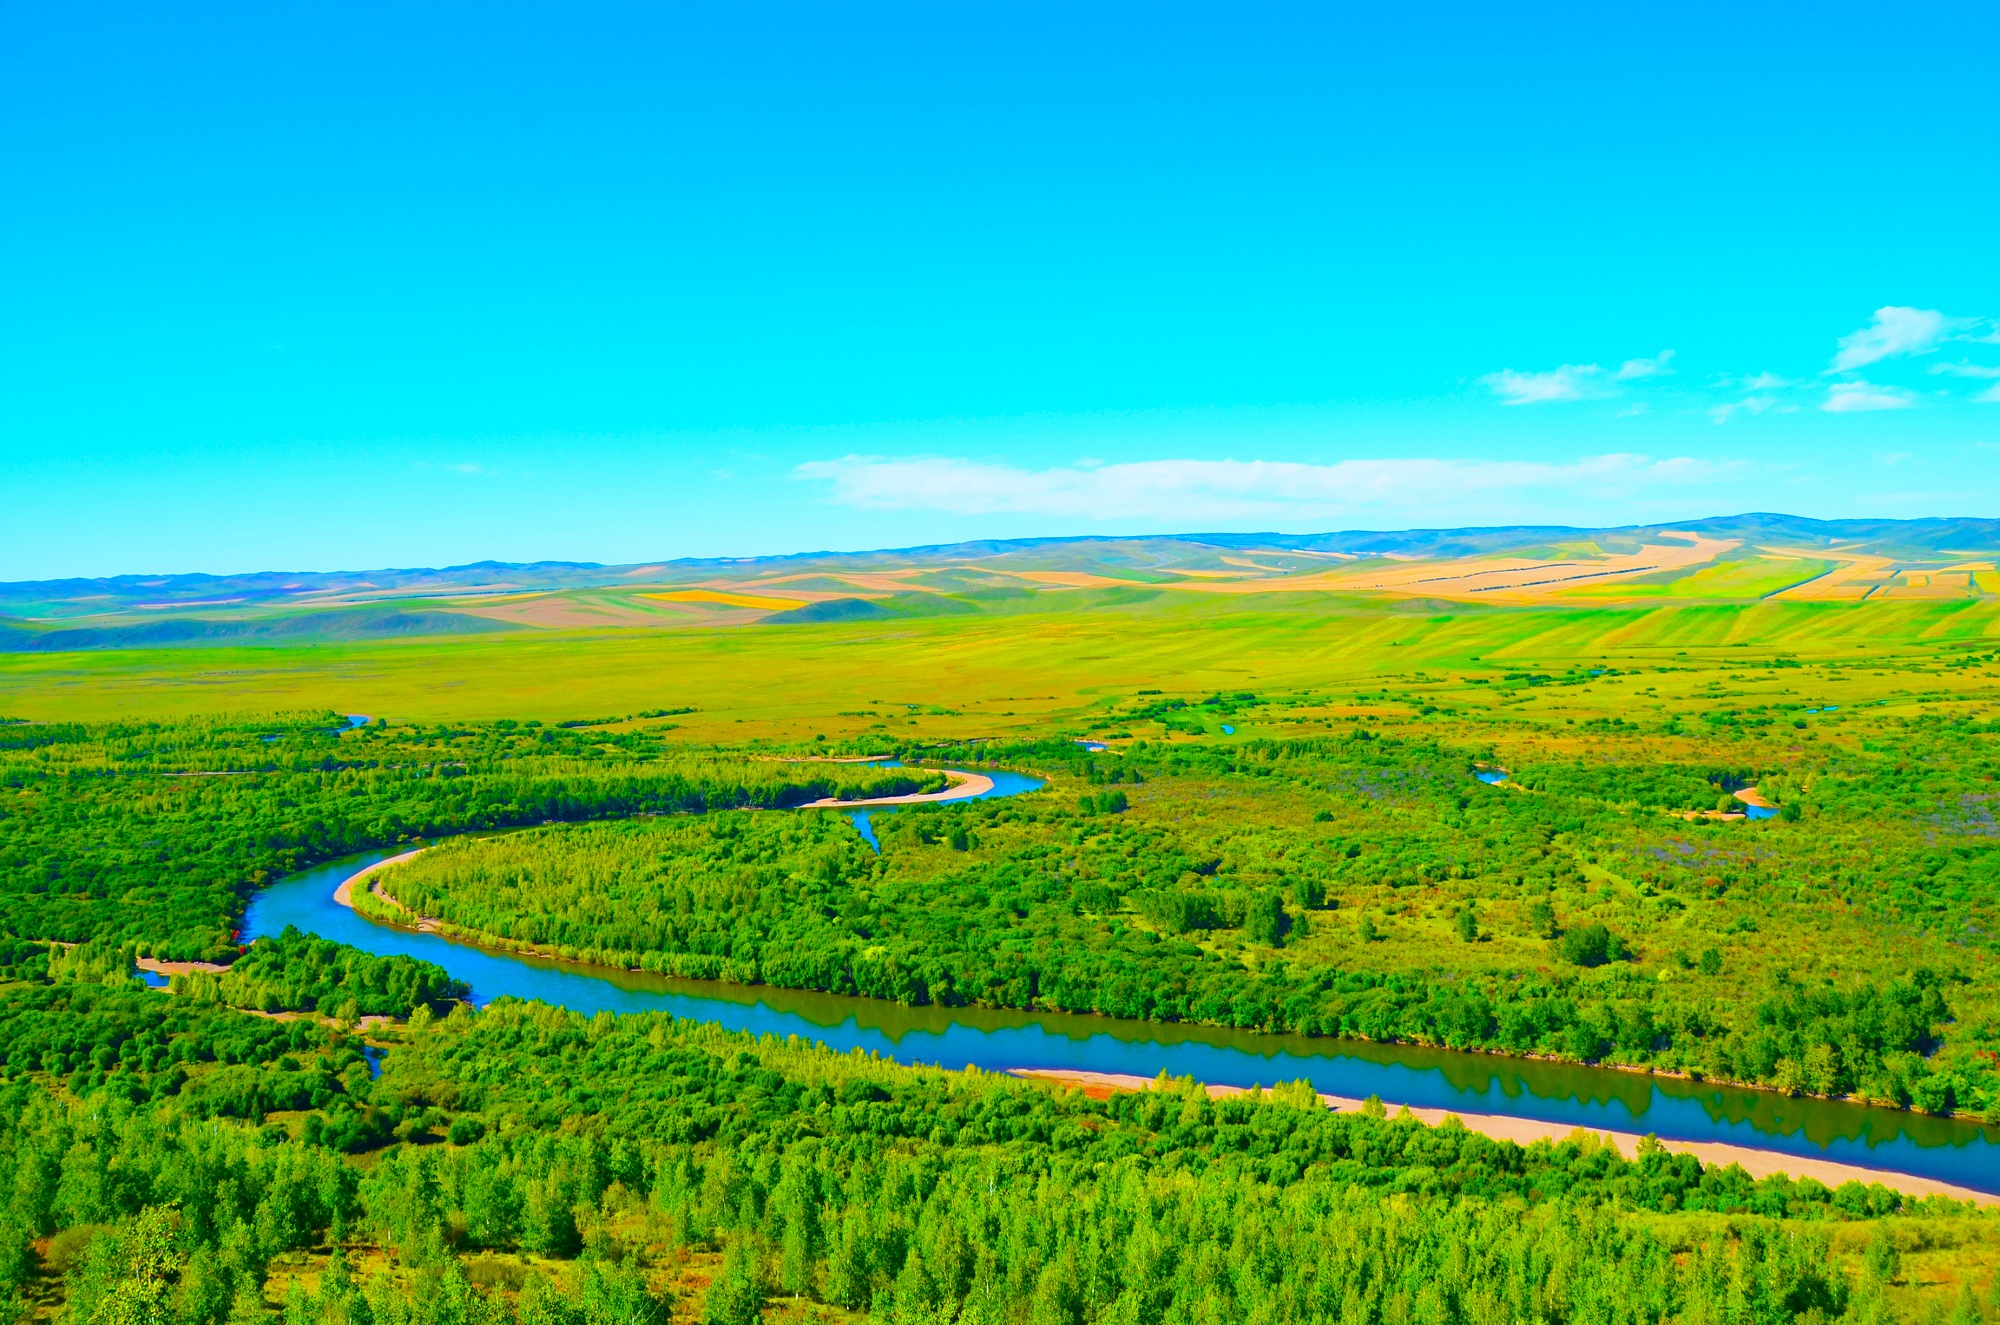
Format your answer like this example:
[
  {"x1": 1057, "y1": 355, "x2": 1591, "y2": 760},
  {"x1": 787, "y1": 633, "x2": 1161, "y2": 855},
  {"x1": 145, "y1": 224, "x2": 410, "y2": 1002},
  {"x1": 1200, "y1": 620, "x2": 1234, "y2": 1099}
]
[{"x1": 8, "y1": 523, "x2": 2000, "y2": 1322}]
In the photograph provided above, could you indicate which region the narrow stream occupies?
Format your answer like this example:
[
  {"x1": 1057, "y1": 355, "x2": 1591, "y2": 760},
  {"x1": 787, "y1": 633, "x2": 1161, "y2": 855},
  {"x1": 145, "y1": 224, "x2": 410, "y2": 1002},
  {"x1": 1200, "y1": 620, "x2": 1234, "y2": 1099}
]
[{"x1": 240, "y1": 770, "x2": 2000, "y2": 1196}]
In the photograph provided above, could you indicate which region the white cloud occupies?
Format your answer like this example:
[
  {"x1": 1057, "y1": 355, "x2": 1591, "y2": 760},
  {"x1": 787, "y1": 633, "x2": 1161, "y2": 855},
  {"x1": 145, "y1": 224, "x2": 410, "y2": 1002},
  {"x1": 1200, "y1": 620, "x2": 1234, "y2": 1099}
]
[
  {"x1": 1479, "y1": 364, "x2": 1611, "y2": 405},
  {"x1": 1823, "y1": 380, "x2": 1916, "y2": 413},
  {"x1": 1731, "y1": 371, "x2": 1796, "y2": 391},
  {"x1": 1831, "y1": 306, "x2": 1961, "y2": 370},
  {"x1": 1978, "y1": 384, "x2": 2000, "y2": 404},
  {"x1": 1930, "y1": 360, "x2": 2000, "y2": 379},
  {"x1": 795, "y1": 453, "x2": 1739, "y2": 523},
  {"x1": 1615, "y1": 350, "x2": 1676, "y2": 380},
  {"x1": 1711, "y1": 396, "x2": 1786, "y2": 424}
]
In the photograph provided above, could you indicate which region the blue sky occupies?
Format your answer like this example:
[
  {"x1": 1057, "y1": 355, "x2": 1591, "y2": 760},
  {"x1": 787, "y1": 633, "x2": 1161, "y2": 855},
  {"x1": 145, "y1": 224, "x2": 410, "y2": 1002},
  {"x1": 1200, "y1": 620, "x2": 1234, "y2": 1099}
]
[{"x1": 4, "y1": 2, "x2": 1998, "y2": 579}]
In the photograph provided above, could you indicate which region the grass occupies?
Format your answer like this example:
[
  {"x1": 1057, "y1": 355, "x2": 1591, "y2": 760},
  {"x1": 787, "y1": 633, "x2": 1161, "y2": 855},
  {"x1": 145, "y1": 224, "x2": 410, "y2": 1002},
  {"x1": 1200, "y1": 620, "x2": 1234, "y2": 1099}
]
[{"x1": 6, "y1": 591, "x2": 1999, "y2": 739}]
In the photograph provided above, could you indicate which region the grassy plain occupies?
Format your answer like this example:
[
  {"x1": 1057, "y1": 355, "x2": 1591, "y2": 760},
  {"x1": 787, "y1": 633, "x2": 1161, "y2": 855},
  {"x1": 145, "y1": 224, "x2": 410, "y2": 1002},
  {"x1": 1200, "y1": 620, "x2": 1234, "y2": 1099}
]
[{"x1": 5, "y1": 590, "x2": 1998, "y2": 737}]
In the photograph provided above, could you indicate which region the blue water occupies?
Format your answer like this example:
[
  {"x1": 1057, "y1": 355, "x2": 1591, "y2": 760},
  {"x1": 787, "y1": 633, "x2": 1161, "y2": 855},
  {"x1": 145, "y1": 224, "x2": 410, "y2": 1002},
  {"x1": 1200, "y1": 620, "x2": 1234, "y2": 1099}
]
[
  {"x1": 1744, "y1": 804, "x2": 1778, "y2": 821},
  {"x1": 239, "y1": 769, "x2": 2000, "y2": 1196},
  {"x1": 1220, "y1": 725, "x2": 1235, "y2": 735},
  {"x1": 845, "y1": 767, "x2": 1046, "y2": 853},
  {"x1": 1475, "y1": 771, "x2": 1508, "y2": 784}
]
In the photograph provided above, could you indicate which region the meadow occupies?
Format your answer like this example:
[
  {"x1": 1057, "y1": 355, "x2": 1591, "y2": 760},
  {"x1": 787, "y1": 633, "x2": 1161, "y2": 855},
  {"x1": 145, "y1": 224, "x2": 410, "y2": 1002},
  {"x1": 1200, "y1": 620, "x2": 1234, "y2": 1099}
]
[{"x1": 5, "y1": 585, "x2": 2000, "y2": 1322}]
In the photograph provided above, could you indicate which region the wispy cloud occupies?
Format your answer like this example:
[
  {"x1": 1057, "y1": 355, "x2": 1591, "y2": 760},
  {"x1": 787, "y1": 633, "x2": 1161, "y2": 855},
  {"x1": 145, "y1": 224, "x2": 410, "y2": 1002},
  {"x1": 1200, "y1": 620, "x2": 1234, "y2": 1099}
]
[
  {"x1": 1480, "y1": 364, "x2": 1613, "y2": 405},
  {"x1": 1484, "y1": 309, "x2": 2000, "y2": 418},
  {"x1": 796, "y1": 453, "x2": 1739, "y2": 523},
  {"x1": 1823, "y1": 380, "x2": 1916, "y2": 413},
  {"x1": 1709, "y1": 371, "x2": 1803, "y2": 424},
  {"x1": 1615, "y1": 350, "x2": 1676, "y2": 380},
  {"x1": 1732, "y1": 372, "x2": 1797, "y2": 391},
  {"x1": 1710, "y1": 396, "x2": 1789, "y2": 425},
  {"x1": 1978, "y1": 384, "x2": 2000, "y2": 404},
  {"x1": 1831, "y1": 306, "x2": 1966, "y2": 370}
]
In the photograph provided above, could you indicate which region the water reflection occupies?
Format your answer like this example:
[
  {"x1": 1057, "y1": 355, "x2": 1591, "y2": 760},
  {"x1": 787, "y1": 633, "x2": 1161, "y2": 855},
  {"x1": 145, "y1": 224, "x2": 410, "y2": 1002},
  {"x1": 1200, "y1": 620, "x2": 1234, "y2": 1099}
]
[{"x1": 244, "y1": 839, "x2": 2000, "y2": 1194}]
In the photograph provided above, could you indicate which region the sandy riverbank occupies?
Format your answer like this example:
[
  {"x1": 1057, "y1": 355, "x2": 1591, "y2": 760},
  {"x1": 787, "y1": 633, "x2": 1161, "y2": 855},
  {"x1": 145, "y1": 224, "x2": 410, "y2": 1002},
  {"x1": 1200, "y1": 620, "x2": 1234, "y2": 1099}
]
[
  {"x1": 804, "y1": 770, "x2": 995, "y2": 808},
  {"x1": 329, "y1": 849, "x2": 426, "y2": 908},
  {"x1": 1008, "y1": 1069, "x2": 1994, "y2": 1206},
  {"x1": 136, "y1": 956, "x2": 231, "y2": 977}
]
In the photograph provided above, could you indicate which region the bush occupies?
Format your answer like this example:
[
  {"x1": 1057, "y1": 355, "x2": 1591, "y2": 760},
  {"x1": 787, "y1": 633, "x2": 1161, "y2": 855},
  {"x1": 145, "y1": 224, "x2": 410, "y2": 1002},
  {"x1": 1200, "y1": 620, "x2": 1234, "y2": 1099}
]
[
  {"x1": 1559, "y1": 924, "x2": 1625, "y2": 968},
  {"x1": 1244, "y1": 890, "x2": 1289, "y2": 947}
]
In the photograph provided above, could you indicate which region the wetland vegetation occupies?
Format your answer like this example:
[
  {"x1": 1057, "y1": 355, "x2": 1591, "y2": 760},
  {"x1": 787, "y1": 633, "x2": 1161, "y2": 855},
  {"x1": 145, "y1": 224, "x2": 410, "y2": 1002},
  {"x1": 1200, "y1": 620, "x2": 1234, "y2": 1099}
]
[{"x1": 6, "y1": 585, "x2": 2000, "y2": 1320}]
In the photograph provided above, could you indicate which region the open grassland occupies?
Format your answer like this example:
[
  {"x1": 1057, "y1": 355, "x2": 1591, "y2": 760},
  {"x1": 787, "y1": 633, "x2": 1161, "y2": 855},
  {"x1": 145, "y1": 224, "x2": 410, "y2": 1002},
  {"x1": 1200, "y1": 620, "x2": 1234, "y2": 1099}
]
[{"x1": 5, "y1": 592, "x2": 2000, "y2": 737}]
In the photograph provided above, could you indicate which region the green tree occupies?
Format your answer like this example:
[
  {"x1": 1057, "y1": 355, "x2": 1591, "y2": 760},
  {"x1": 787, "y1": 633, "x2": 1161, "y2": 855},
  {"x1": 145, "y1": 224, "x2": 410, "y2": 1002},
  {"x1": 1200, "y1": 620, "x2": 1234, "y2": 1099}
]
[
  {"x1": 704, "y1": 1237, "x2": 764, "y2": 1325},
  {"x1": 1244, "y1": 890, "x2": 1289, "y2": 947},
  {"x1": 1559, "y1": 924, "x2": 1624, "y2": 968}
]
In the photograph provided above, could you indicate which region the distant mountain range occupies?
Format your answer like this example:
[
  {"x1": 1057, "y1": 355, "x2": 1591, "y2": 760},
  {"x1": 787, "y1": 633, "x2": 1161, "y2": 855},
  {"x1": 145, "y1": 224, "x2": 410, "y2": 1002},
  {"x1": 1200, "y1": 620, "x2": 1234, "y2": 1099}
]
[{"x1": 5, "y1": 513, "x2": 1998, "y2": 650}]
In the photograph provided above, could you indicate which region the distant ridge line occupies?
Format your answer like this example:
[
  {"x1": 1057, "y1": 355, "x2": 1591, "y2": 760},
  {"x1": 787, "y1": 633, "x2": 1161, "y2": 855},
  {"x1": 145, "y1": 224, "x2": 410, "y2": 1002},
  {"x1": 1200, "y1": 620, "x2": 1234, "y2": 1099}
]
[{"x1": 5, "y1": 512, "x2": 1998, "y2": 622}]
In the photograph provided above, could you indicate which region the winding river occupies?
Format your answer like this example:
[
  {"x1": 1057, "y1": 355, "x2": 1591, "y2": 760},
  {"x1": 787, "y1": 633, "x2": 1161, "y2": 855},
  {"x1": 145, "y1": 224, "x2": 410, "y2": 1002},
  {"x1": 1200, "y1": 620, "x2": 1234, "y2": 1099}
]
[{"x1": 240, "y1": 768, "x2": 2000, "y2": 1197}]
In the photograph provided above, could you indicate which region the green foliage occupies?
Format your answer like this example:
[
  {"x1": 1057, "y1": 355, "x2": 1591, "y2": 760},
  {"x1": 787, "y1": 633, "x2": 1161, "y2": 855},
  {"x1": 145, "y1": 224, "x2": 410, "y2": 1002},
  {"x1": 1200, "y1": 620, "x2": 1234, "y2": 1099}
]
[
  {"x1": 1242, "y1": 888, "x2": 1289, "y2": 947},
  {"x1": 0, "y1": 981, "x2": 1985, "y2": 1324},
  {"x1": 374, "y1": 728, "x2": 1983, "y2": 1105},
  {"x1": 172, "y1": 926, "x2": 465, "y2": 1018},
  {"x1": 0, "y1": 715, "x2": 943, "y2": 961},
  {"x1": 1559, "y1": 923, "x2": 1626, "y2": 968}
]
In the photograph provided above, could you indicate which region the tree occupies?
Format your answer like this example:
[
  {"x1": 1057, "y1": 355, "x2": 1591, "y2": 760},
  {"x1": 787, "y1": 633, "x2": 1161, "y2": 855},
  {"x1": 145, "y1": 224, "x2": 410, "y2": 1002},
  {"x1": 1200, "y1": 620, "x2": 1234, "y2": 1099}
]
[
  {"x1": 1527, "y1": 900, "x2": 1557, "y2": 939},
  {"x1": 1455, "y1": 908, "x2": 1479, "y2": 943},
  {"x1": 1559, "y1": 924, "x2": 1624, "y2": 968},
  {"x1": 705, "y1": 1237, "x2": 765, "y2": 1325},
  {"x1": 1244, "y1": 891, "x2": 1289, "y2": 947}
]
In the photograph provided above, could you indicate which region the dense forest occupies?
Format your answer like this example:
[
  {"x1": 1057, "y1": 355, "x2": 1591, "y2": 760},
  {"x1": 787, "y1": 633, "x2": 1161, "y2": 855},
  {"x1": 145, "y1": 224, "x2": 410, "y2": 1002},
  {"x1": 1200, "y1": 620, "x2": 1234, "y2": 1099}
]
[
  {"x1": 0, "y1": 964, "x2": 1993, "y2": 1325},
  {"x1": 0, "y1": 716, "x2": 937, "y2": 960},
  {"x1": 375, "y1": 725, "x2": 2000, "y2": 1117},
  {"x1": 6, "y1": 702, "x2": 2000, "y2": 1319}
]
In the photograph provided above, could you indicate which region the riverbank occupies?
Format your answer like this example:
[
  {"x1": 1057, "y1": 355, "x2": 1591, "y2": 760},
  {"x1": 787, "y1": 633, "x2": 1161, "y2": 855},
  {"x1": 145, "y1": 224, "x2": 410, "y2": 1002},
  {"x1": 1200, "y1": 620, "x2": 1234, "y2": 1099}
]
[
  {"x1": 136, "y1": 955, "x2": 230, "y2": 977},
  {"x1": 804, "y1": 768, "x2": 994, "y2": 807},
  {"x1": 330, "y1": 848, "x2": 425, "y2": 908},
  {"x1": 1008, "y1": 1069, "x2": 1996, "y2": 1205},
  {"x1": 319, "y1": 860, "x2": 2000, "y2": 1203}
]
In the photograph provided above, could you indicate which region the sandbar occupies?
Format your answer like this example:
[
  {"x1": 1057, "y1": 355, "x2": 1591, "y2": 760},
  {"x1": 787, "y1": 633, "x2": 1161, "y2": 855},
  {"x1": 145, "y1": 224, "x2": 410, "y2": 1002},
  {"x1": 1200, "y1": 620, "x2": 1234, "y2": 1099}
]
[
  {"x1": 804, "y1": 770, "x2": 994, "y2": 808},
  {"x1": 1008, "y1": 1068, "x2": 1994, "y2": 1206},
  {"x1": 331, "y1": 848, "x2": 426, "y2": 908},
  {"x1": 136, "y1": 956, "x2": 230, "y2": 977}
]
